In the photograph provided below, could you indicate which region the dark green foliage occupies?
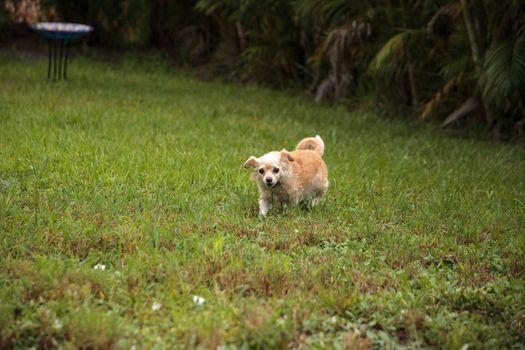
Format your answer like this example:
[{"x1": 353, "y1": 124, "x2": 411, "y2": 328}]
[
  {"x1": 95, "y1": 0, "x2": 153, "y2": 48},
  {"x1": 0, "y1": 6, "x2": 9, "y2": 34},
  {"x1": 23, "y1": 0, "x2": 525, "y2": 133},
  {"x1": 480, "y1": 34, "x2": 525, "y2": 127},
  {"x1": 194, "y1": 0, "x2": 302, "y2": 85},
  {"x1": 50, "y1": 0, "x2": 153, "y2": 47},
  {"x1": 151, "y1": 0, "x2": 210, "y2": 56}
]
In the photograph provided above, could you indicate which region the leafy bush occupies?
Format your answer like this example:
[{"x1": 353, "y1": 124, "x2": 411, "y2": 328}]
[
  {"x1": 35, "y1": 0, "x2": 525, "y2": 136},
  {"x1": 0, "y1": 6, "x2": 8, "y2": 34},
  {"x1": 50, "y1": 0, "x2": 153, "y2": 47}
]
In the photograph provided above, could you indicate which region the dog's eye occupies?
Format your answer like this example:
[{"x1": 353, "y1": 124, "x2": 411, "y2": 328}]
[
  {"x1": 258, "y1": 168, "x2": 264, "y2": 174},
  {"x1": 273, "y1": 167, "x2": 279, "y2": 174}
]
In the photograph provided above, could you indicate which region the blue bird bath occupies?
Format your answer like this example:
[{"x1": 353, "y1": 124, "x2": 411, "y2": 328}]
[{"x1": 31, "y1": 22, "x2": 93, "y2": 80}]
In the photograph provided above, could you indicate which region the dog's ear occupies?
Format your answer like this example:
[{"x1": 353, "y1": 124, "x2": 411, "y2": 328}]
[
  {"x1": 243, "y1": 156, "x2": 258, "y2": 169},
  {"x1": 280, "y1": 150, "x2": 294, "y2": 162}
]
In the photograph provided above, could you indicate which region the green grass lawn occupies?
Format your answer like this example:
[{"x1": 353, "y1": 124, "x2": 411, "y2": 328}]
[{"x1": 1, "y1": 50, "x2": 524, "y2": 349}]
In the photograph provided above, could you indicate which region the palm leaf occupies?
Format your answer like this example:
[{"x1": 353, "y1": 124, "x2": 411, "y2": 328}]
[
  {"x1": 480, "y1": 33, "x2": 525, "y2": 110},
  {"x1": 421, "y1": 78, "x2": 457, "y2": 120},
  {"x1": 367, "y1": 29, "x2": 426, "y2": 78}
]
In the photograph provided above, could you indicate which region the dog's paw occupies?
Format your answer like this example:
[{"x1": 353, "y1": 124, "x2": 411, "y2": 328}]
[
  {"x1": 311, "y1": 196, "x2": 322, "y2": 207},
  {"x1": 259, "y1": 199, "x2": 271, "y2": 216}
]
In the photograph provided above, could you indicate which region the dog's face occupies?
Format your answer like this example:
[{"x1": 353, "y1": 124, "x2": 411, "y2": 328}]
[{"x1": 243, "y1": 151, "x2": 294, "y2": 188}]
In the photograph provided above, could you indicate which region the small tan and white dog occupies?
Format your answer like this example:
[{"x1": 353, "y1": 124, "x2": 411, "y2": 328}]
[{"x1": 243, "y1": 135, "x2": 328, "y2": 216}]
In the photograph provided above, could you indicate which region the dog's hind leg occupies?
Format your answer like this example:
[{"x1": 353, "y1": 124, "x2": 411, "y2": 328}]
[{"x1": 311, "y1": 181, "x2": 328, "y2": 207}]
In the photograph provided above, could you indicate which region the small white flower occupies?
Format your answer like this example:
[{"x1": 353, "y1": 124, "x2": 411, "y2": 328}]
[
  {"x1": 54, "y1": 318, "x2": 63, "y2": 330},
  {"x1": 294, "y1": 229, "x2": 299, "y2": 234},
  {"x1": 67, "y1": 289, "x2": 78, "y2": 297},
  {"x1": 151, "y1": 302, "x2": 162, "y2": 311},
  {"x1": 192, "y1": 295, "x2": 205, "y2": 305},
  {"x1": 130, "y1": 345, "x2": 137, "y2": 350},
  {"x1": 331, "y1": 316, "x2": 338, "y2": 324},
  {"x1": 93, "y1": 263, "x2": 106, "y2": 271}
]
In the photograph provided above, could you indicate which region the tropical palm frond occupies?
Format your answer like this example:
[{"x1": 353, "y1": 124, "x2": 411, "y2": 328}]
[
  {"x1": 439, "y1": 51, "x2": 471, "y2": 80},
  {"x1": 368, "y1": 31, "x2": 407, "y2": 76},
  {"x1": 367, "y1": 29, "x2": 426, "y2": 78},
  {"x1": 427, "y1": 2, "x2": 461, "y2": 37},
  {"x1": 480, "y1": 33, "x2": 525, "y2": 110},
  {"x1": 482, "y1": 0, "x2": 524, "y2": 42},
  {"x1": 195, "y1": 0, "x2": 239, "y2": 18},
  {"x1": 421, "y1": 78, "x2": 458, "y2": 120},
  {"x1": 294, "y1": 0, "x2": 362, "y2": 26}
]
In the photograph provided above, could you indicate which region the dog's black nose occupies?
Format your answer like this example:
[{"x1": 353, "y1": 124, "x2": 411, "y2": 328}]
[{"x1": 265, "y1": 177, "x2": 273, "y2": 184}]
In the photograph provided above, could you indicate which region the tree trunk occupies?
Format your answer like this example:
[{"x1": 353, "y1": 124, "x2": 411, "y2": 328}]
[
  {"x1": 460, "y1": 0, "x2": 492, "y2": 122},
  {"x1": 235, "y1": 22, "x2": 246, "y2": 51},
  {"x1": 407, "y1": 63, "x2": 419, "y2": 107},
  {"x1": 399, "y1": 0, "x2": 418, "y2": 107},
  {"x1": 460, "y1": 0, "x2": 482, "y2": 70},
  {"x1": 472, "y1": 0, "x2": 487, "y2": 51}
]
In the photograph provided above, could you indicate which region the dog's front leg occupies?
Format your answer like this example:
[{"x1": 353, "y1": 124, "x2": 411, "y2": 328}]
[{"x1": 259, "y1": 197, "x2": 271, "y2": 216}]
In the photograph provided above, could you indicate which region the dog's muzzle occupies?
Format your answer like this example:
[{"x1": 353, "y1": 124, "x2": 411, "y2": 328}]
[{"x1": 265, "y1": 180, "x2": 279, "y2": 188}]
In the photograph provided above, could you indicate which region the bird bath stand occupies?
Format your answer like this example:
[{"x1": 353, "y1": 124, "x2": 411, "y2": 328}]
[{"x1": 31, "y1": 22, "x2": 93, "y2": 80}]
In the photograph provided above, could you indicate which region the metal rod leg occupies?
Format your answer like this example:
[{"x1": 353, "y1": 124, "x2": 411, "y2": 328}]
[
  {"x1": 47, "y1": 39, "x2": 52, "y2": 79},
  {"x1": 58, "y1": 40, "x2": 64, "y2": 80},
  {"x1": 64, "y1": 42, "x2": 70, "y2": 80},
  {"x1": 53, "y1": 40, "x2": 58, "y2": 80}
]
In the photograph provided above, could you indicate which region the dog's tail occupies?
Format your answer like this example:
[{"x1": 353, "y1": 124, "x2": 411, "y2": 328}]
[{"x1": 295, "y1": 135, "x2": 325, "y2": 157}]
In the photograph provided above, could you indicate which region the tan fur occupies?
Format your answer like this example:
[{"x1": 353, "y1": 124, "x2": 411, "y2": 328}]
[
  {"x1": 295, "y1": 135, "x2": 324, "y2": 157},
  {"x1": 243, "y1": 136, "x2": 329, "y2": 216}
]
